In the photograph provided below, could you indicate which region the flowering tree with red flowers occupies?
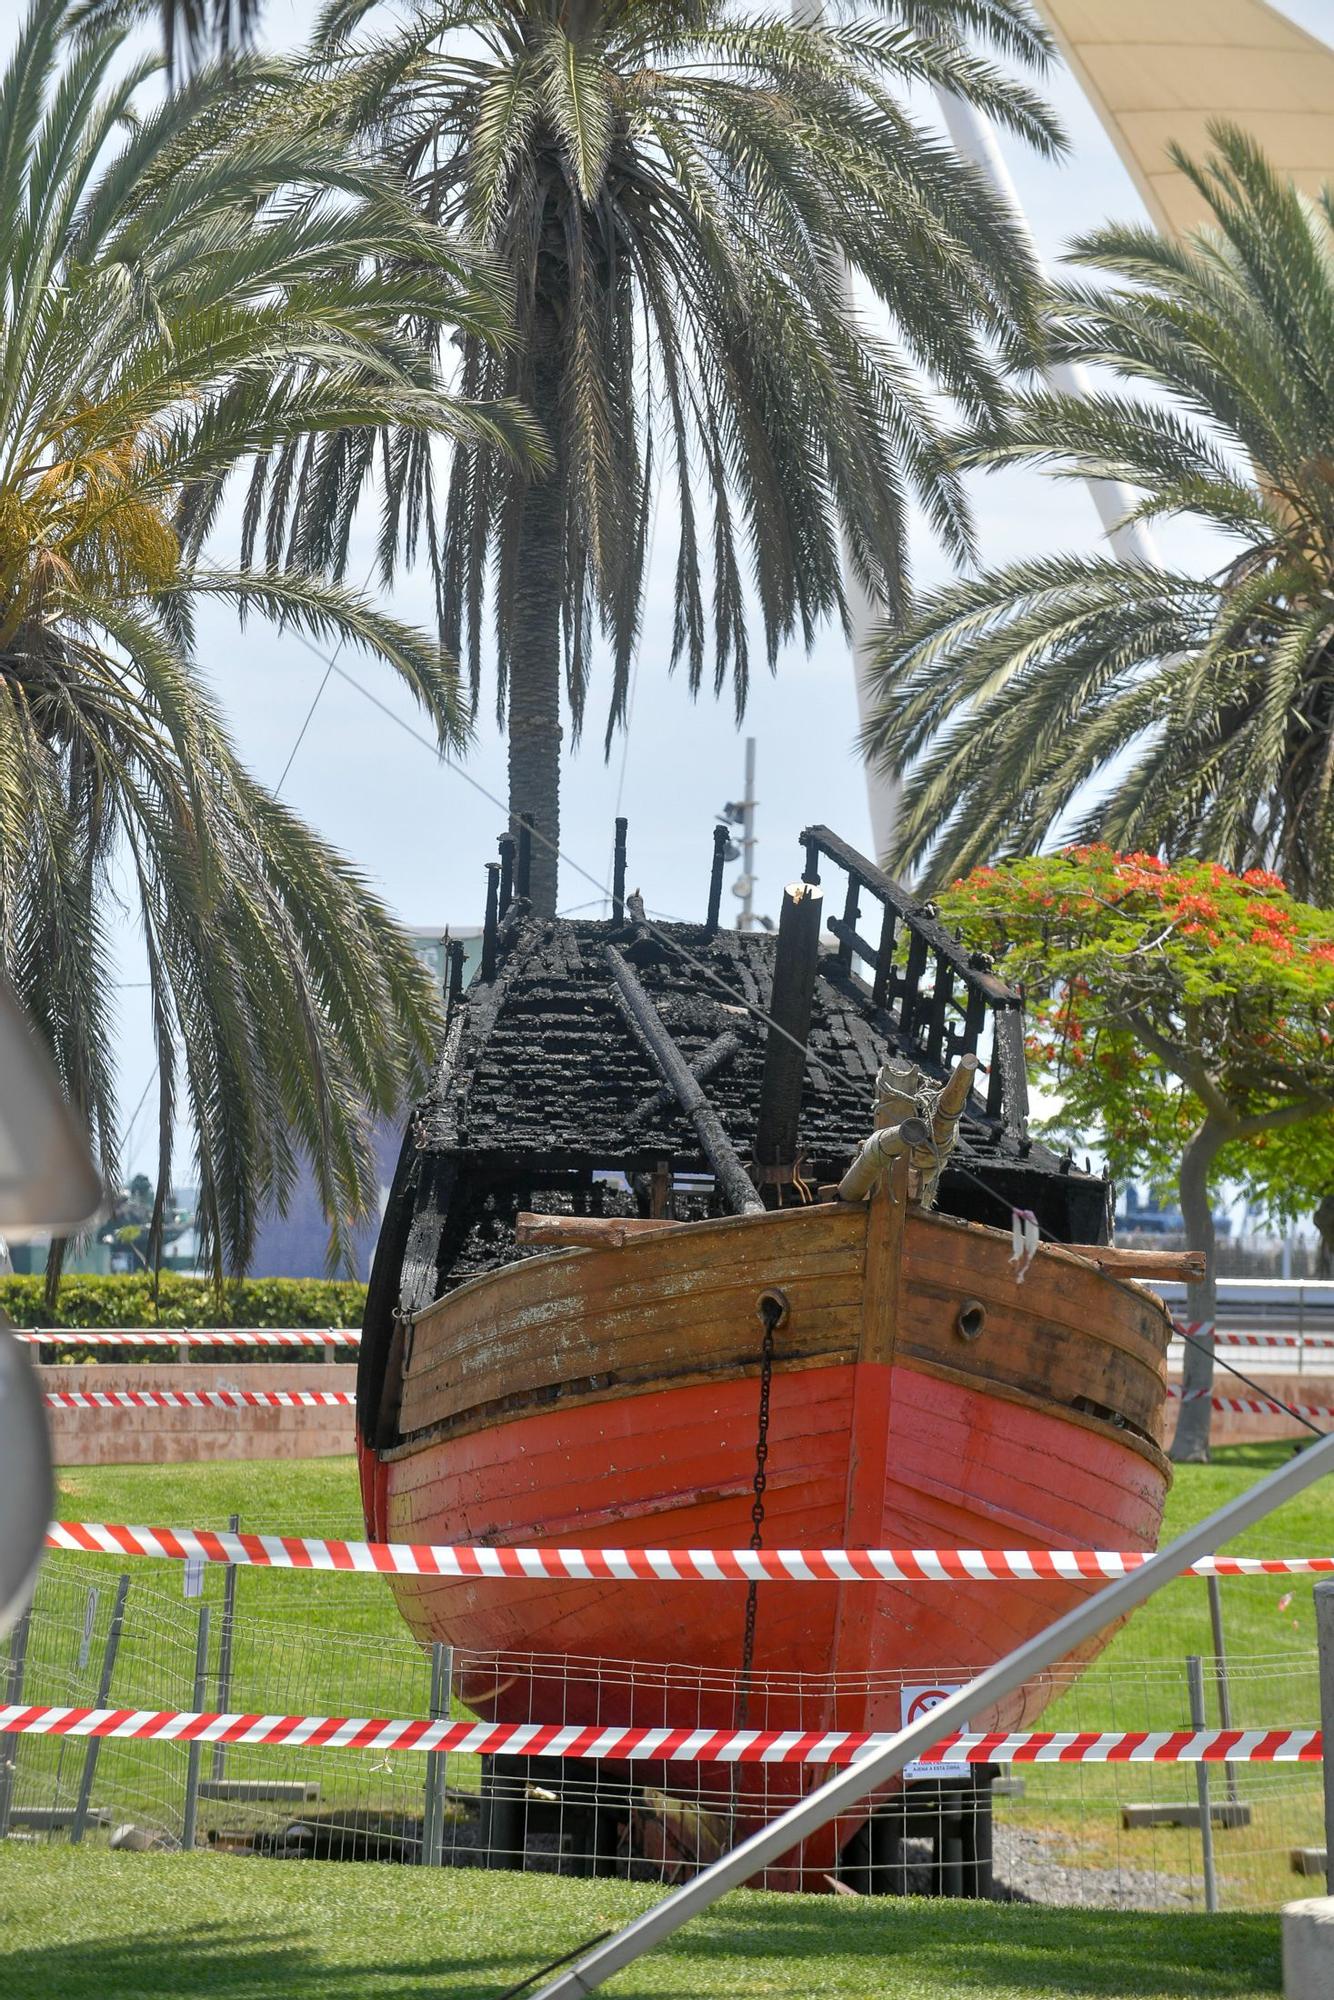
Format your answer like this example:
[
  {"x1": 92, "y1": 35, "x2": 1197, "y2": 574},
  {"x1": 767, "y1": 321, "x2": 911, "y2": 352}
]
[{"x1": 938, "y1": 849, "x2": 1334, "y2": 1461}]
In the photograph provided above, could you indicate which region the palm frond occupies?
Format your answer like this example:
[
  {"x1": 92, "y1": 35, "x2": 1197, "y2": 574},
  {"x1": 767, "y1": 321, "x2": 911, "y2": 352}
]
[
  {"x1": 274, "y1": 0, "x2": 1056, "y2": 906},
  {"x1": 867, "y1": 132, "x2": 1334, "y2": 900},
  {"x1": 0, "y1": 0, "x2": 522, "y2": 1283}
]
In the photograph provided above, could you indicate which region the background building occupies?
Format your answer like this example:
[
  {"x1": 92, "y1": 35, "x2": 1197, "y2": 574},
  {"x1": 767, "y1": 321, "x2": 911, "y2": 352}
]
[{"x1": 245, "y1": 927, "x2": 482, "y2": 1281}]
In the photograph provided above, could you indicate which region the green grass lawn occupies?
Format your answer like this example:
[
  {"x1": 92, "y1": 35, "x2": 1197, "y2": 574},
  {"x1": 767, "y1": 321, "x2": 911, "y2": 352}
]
[
  {"x1": 0, "y1": 1449, "x2": 1321, "y2": 1998},
  {"x1": 20, "y1": 1445, "x2": 1328, "y2": 1913},
  {"x1": 0, "y1": 1849, "x2": 1285, "y2": 1999},
  {"x1": 52, "y1": 1440, "x2": 1333, "y2": 1674}
]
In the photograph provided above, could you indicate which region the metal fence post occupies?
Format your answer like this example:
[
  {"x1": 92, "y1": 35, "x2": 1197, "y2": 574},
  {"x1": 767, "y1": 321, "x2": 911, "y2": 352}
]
[
  {"x1": 1316, "y1": 1580, "x2": 1334, "y2": 1896},
  {"x1": 1187, "y1": 1655, "x2": 1218, "y2": 1913},
  {"x1": 1297, "y1": 1285, "x2": 1306, "y2": 1377},
  {"x1": 182, "y1": 1604, "x2": 211, "y2": 1852},
  {"x1": 0, "y1": 1608, "x2": 32, "y2": 1841},
  {"x1": 210, "y1": 1514, "x2": 240, "y2": 1783},
  {"x1": 70, "y1": 1574, "x2": 130, "y2": 1845},
  {"x1": 422, "y1": 1643, "x2": 452, "y2": 1866},
  {"x1": 1206, "y1": 1575, "x2": 1240, "y2": 1808}
]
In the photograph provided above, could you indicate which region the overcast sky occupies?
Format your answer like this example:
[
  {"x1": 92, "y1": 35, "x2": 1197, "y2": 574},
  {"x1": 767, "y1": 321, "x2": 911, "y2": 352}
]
[{"x1": 12, "y1": 0, "x2": 1327, "y2": 1176}]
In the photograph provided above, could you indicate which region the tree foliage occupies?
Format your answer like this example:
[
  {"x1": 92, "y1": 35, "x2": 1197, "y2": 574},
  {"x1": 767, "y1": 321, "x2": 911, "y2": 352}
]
[
  {"x1": 939, "y1": 849, "x2": 1334, "y2": 1211},
  {"x1": 938, "y1": 847, "x2": 1334, "y2": 1458},
  {"x1": 866, "y1": 128, "x2": 1334, "y2": 896},
  {"x1": 0, "y1": 0, "x2": 532, "y2": 1289},
  {"x1": 73, "y1": 0, "x2": 261, "y2": 85},
  {"x1": 0, "y1": 1271, "x2": 365, "y2": 1333}
]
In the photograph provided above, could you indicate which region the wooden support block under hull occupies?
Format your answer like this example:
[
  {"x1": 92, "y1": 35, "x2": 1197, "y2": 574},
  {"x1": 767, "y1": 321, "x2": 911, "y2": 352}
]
[{"x1": 1121, "y1": 1801, "x2": 1253, "y2": 1830}]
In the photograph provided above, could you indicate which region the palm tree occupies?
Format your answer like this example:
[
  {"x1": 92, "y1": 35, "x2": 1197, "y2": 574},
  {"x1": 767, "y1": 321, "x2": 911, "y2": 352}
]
[
  {"x1": 0, "y1": 0, "x2": 534, "y2": 1288},
  {"x1": 864, "y1": 128, "x2": 1334, "y2": 895},
  {"x1": 252, "y1": 0, "x2": 1063, "y2": 914},
  {"x1": 72, "y1": 0, "x2": 262, "y2": 86}
]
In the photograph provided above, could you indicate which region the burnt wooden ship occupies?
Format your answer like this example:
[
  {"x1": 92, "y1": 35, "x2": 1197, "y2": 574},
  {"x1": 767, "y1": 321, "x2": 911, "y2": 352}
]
[{"x1": 358, "y1": 824, "x2": 1175, "y2": 1886}]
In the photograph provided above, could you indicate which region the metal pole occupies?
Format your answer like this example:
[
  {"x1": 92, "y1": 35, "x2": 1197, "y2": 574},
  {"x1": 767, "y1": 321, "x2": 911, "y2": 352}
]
[
  {"x1": 1187, "y1": 1655, "x2": 1218, "y2": 1912},
  {"x1": 1298, "y1": 1284, "x2": 1306, "y2": 1377},
  {"x1": 533, "y1": 1432, "x2": 1334, "y2": 1997},
  {"x1": 1316, "y1": 1580, "x2": 1334, "y2": 1896},
  {"x1": 182, "y1": 1604, "x2": 210, "y2": 1852},
  {"x1": 70, "y1": 1573, "x2": 130, "y2": 1845},
  {"x1": 422, "y1": 1643, "x2": 452, "y2": 1867},
  {"x1": 0, "y1": 1608, "x2": 31, "y2": 1840},
  {"x1": 786, "y1": 0, "x2": 901, "y2": 863},
  {"x1": 930, "y1": 88, "x2": 1158, "y2": 570},
  {"x1": 211, "y1": 1515, "x2": 239, "y2": 1783},
  {"x1": 1206, "y1": 1574, "x2": 1240, "y2": 1807},
  {"x1": 793, "y1": 2, "x2": 1159, "y2": 864}
]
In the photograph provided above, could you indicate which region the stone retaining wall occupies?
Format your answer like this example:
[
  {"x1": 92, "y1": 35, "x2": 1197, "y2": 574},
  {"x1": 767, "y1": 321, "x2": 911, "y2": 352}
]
[
  {"x1": 1168, "y1": 1372, "x2": 1323, "y2": 1448},
  {"x1": 39, "y1": 1361, "x2": 357, "y2": 1465},
  {"x1": 42, "y1": 1361, "x2": 1316, "y2": 1468}
]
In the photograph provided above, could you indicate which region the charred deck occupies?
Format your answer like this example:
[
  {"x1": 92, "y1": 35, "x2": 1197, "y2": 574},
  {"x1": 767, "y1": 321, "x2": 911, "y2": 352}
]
[{"x1": 359, "y1": 825, "x2": 1111, "y2": 1452}]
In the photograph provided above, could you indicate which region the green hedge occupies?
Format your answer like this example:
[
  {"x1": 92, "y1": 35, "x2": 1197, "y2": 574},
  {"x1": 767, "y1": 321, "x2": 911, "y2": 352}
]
[{"x1": 0, "y1": 1273, "x2": 367, "y2": 1330}]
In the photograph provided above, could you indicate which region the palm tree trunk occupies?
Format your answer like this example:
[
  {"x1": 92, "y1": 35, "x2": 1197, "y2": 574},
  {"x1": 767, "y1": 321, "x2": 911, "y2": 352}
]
[
  {"x1": 1168, "y1": 1114, "x2": 1229, "y2": 1463},
  {"x1": 507, "y1": 361, "x2": 564, "y2": 917}
]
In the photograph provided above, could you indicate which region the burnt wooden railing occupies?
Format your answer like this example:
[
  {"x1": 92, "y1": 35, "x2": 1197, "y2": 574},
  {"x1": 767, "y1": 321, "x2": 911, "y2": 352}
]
[{"x1": 799, "y1": 825, "x2": 1028, "y2": 1139}]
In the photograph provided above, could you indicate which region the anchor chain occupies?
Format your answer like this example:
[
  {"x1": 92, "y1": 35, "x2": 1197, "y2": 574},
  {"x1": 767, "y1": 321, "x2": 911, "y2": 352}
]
[{"x1": 737, "y1": 1291, "x2": 787, "y2": 1727}]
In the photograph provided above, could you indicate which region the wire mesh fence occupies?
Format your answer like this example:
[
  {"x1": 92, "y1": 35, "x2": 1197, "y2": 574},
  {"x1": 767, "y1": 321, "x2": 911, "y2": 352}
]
[{"x1": 4, "y1": 1546, "x2": 1327, "y2": 1910}]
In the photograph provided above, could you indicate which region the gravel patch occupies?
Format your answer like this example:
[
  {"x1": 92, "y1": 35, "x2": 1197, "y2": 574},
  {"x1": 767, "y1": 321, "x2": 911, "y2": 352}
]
[
  {"x1": 992, "y1": 1825, "x2": 1195, "y2": 1910},
  {"x1": 220, "y1": 1800, "x2": 1200, "y2": 1910}
]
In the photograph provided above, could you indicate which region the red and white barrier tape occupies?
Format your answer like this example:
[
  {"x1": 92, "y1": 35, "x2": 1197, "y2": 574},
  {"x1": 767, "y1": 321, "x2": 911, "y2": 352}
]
[
  {"x1": 43, "y1": 1389, "x2": 355, "y2": 1412},
  {"x1": 13, "y1": 1328, "x2": 357, "y2": 1348},
  {"x1": 21, "y1": 1323, "x2": 1334, "y2": 1355},
  {"x1": 43, "y1": 1522, "x2": 1334, "y2": 1581},
  {"x1": 1167, "y1": 1387, "x2": 1334, "y2": 1420},
  {"x1": 0, "y1": 1704, "x2": 1318, "y2": 1766},
  {"x1": 1205, "y1": 1334, "x2": 1334, "y2": 1352},
  {"x1": 1171, "y1": 1321, "x2": 1334, "y2": 1352},
  {"x1": 42, "y1": 1384, "x2": 1334, "y2": 1423}
]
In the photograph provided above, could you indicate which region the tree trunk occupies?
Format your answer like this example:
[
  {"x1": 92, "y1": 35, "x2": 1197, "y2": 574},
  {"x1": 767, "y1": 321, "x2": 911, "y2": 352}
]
[
  {"x1": 1314, "y1": 1194, "x2": 1334, "y2": 1278},
  {"x1": 1168, "y1": 1115, "x2": 1230, "y2": 1464},
  {"x1": 507, "y1": 359, "x2": 564, "y2": 918}
]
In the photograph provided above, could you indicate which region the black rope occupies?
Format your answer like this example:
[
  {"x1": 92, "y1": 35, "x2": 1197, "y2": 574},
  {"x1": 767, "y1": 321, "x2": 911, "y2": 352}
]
[{"x1": 1174, "y1": 1322, "x2": 1327, "y2": 1440}]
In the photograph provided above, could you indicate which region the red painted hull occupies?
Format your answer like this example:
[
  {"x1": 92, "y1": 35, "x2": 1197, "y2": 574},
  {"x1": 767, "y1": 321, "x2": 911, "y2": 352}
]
[{"x1": 359, "y1": 1350, "x2": 1166, "y2": 1884}]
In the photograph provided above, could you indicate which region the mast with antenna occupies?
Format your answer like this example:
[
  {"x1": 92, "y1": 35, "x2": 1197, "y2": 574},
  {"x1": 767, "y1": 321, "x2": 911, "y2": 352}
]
[{"x1": 720, "y1": 737, "x2": 770, "y2": 933}]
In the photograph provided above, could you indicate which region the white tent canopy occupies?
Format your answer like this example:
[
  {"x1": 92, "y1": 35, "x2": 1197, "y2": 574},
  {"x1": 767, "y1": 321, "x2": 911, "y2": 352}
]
[{"x1": 1035, "y1": 0, "x2": 1334, "y2": 235}]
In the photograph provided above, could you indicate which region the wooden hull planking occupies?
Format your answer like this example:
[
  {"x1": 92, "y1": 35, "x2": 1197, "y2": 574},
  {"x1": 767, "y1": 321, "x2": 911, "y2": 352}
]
[{"x1": 358, "y1": 1188, "x2": 1171, "y2": 1883}]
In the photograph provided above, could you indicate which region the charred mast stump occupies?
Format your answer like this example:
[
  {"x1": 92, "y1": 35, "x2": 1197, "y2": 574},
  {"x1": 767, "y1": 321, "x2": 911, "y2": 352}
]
[
  {"x1": 612, "y1": 817, "x2": 628, "y2": 926},
  {"x1": 753, "y1": 881, "x2": 823, "y2": 1204},
  {"x1": 480, "y1": 863, "x2": 501, "y2": 983},
  {"x1": 705, "y1": 825, "x2": 729, "y2": 937}
]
